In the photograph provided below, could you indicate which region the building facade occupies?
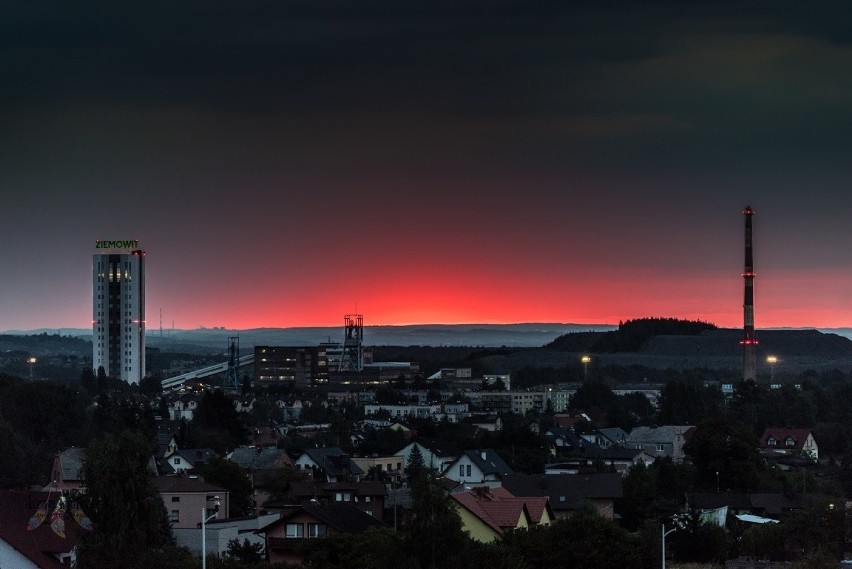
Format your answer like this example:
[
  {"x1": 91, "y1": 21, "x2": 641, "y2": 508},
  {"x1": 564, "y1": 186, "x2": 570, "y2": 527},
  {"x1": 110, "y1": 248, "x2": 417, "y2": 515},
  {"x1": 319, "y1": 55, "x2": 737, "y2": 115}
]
[{"x1": 92, "y1": 240, "x2": 145, "y2": 383}]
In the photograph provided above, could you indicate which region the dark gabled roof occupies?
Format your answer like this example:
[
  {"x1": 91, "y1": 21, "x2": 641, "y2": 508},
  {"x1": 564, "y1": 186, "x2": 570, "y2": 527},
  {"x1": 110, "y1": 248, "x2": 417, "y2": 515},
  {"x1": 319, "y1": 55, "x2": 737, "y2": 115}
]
[
  {"x1": 56, "y1": 448, "x2": 86, "y2": 482},
  {"x1": 174, "y1": 448, "x2": 217, "y2": 466},
  {"x1": 627, "y1": 426, "x2": 693, "y2": 444},
  {"x1": 598, "y1": 427, "x2": 628, "y2": 445},
  {"x1": 0, "y1": 491, "x2": 79, "y2": 569},
  {"x1": 259, "y1": 503, "x2": 383, "y2": 535},
  {"x1": 229, "y1": 447, "x2": 293, "y2": 470},
  {"x1": 288, "y1": 480, "x2": 387, "y2": 499},
  {"x1": 464, "y1": 449, "x2": 513, "y2": 477},
  {"x1": 301, "y1": 448, "x2": 364, "y2": 477},
  {"x1": 155, "y1": 476, "x2": 227, "y2": 494},
  {"x1": 501, "y1": 473, "x2": 623, "y2": 511}
]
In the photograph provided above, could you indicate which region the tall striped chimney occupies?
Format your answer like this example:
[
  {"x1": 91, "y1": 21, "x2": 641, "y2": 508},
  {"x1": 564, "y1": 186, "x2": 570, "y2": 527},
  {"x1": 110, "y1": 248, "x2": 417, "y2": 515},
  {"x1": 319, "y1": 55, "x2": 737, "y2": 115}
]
[{"x1": 741, "y1": 206, "x2": 757, "y2": 381}]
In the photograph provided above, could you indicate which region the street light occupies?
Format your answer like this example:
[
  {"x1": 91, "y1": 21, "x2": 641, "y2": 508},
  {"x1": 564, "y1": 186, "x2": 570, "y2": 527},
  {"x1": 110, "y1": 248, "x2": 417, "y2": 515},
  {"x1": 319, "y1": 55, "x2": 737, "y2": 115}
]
[
  {"x1": 766, "y1": 355, "x2": 778, "y2": 382},
  {"x1": 661, "y1": 515, "x2": 686, "y2": 569},
  {"x1": 201, "y1": 496, "x2": 221, "y2": 569},
  {"x1": 27, "y1": 357, "x2": 36, "y2": 380},
  {"x1": 581, "y1": 355, "x2": 591, "y2": 381},
  {"x1": 661, "y1": 524, "x2": 677, "y2": 569}
]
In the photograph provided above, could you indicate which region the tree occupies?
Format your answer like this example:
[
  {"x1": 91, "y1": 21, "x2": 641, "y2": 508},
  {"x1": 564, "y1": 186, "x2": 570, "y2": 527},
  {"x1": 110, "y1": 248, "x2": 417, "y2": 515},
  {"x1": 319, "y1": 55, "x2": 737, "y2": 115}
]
[
  {"x1": 405, "y1": 443, "x2": 425, "y2": 477},
  {"x1": 139, "y1": 374, "x2": 163, "y2": 395},
  {"x1": 198, "y1": 457, "x2": 254, "y2": 517},
  {"x1": 80, "y1": 367, "x2": 97, "y2": 395},
  {"x1": 225, "y1": 537, "x2": 264, "y2": 564},
  {"x1": 684, "y1": 418, "x2": 763, "y2": 492},
  {"x1": 189, "y1": 389, "x2": 246, "y2": 453},
  {"x1": 96, "y1": 365, "x2": 108, "y2": 394},
  {"x1": 404, "y1": 469, "x2": 471, "y2": 569},
  {"x1": 668, "y1": 507, "x2": 728, "y2": 564},
  {"x1": 504, "y1": 505, "x2": 642, "y2": 569},
  {"x1": 76, "y1": 430, "x2": 173, "y2": 569}
]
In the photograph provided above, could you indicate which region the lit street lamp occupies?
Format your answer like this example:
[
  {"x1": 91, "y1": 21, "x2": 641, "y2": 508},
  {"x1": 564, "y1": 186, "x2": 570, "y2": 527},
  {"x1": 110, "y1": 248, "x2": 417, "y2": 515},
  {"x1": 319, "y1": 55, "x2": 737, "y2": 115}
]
[
  {"x1": 201, "y1": 496, "x2": 221, "y2": 569},
  {"x1": 766, "y1": 355, "x2": 778, "y2": 382},
  {"x1": 581, "y1": 355, "x2": 591, "y2": 381},
  {"x1": 27, "y1": 357, "x2": 36, "y2": 380}
]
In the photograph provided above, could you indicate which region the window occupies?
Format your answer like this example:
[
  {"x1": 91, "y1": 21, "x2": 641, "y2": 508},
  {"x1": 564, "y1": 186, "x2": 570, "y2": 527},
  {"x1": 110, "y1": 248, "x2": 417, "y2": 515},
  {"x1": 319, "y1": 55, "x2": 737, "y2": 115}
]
[
  {"x1": 308, "y1": 523, "x2": 327, "y2": 538},
  {"x1": 171, "y1": 497, "x2": 180, "y2": 502},
  {"x1": 285, "y1": 523, "x2": 304, "y2": 538},
  {"x1": 785, "y1": 437, "x2": 795, "y2": 447},
  {"x1": 459, "y1": 465, "x2": 464, "y2": 477},
  {"x1": 767, "y1": 437, "x2": 777, "y2": 447},
  {"x1": 173, "y1": 457, "x2": 181, "y2": 465},
  {"x1": 170, "y1": 510, "x2": 179, "y2": 522},
  {"x1": 656, "y1": 444, "x2": 665, "y2": 452},
  {"x1": 466, "y1": 465, "x2": 471, "y2": 477}
]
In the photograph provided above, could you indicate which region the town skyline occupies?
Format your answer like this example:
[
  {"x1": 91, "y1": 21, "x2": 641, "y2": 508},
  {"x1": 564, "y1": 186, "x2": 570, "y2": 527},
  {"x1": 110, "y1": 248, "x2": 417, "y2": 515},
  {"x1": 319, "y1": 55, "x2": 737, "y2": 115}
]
[{"x1": 2, "y1": 2, "x2": 851, "y2": 332}]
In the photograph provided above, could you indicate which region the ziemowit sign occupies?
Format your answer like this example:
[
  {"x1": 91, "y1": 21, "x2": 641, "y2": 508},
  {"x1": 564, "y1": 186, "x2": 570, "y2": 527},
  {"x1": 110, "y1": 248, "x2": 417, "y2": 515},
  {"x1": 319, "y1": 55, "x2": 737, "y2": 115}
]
[{"x1": 95, "y1": 240, "x2": 140, "y2": 250}]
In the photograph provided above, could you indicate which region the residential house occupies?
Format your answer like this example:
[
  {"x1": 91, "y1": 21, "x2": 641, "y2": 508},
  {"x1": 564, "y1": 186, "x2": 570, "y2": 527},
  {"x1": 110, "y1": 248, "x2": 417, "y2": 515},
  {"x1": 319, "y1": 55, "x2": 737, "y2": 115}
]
[
  {"x1": 443, "y1": 449, "x2": 513, "y2": 486},
  {"x1": 364, "y1": 403, "x2": 442, "y2": 419},
  {"x1": 627, "y1": 425, "x2": 695, "y2": 462},
  {"x1": 760, "y1": 427, "x2": 819, "y2": 462},
  {"x1": 294, "y1": 448, "x2": 364, "y2": 482},
  {"x1": 546, "y1": 445, "x2": 654, "y2": 476},
  {"x1": 162, "y1": 448, "x2": 217, "y2": 475},
  {"x1": 44, "y1": 447, "x2": 86, "y2": 491},
  {"x1": 279, "y1": 480, "x2": 386, "y2": 518},
  {"x1": 229, "y1": 446, "x2": 295, "y2": 509},
  {"x1": 155, "y1": 476, "x2": 230, "y2": 529},
  {"x1": 260, "y1": 503, "x2": 383, "y2": 565},
  {"x1": 394, "y1": 439, "x2": 460, "y2": 475},
  {"x1": 462, "y1": 414, "x2": 503, "y2": 432},
  {"x1": 156, "y1": 431, "x2": 178, "y2": 459},
  {"x1": 450, "y1": 487, "x2": 534, "y2": 543},
  {"x1": 0, "y1": 491, "x2": 80, "y2": 568},
  {"x1": 351, "y1": 454, "x2": 405, "y2": 483},
  {"x1": 233, "y1": 396, "x2": 256, "y2": 414},
  {"x1": 502, "y1": 473, "x2": 624, "y2": 520},
  {"x1": 597, "y1": 427, "x2": 629, "y2": 448},
  {"x1": 169, "y1": 394, "x2": 199, "y2": 421}
]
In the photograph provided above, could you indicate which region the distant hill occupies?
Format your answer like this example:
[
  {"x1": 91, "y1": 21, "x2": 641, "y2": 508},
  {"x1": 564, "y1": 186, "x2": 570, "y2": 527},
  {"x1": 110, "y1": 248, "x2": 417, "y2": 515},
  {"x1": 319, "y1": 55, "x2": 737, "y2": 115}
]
[
  {"x1": 480, "y1": 327, "x2": 852, "y2": 374},
  {"x1": 547, "y1": 317, "x2": 716, "y2": 353}
]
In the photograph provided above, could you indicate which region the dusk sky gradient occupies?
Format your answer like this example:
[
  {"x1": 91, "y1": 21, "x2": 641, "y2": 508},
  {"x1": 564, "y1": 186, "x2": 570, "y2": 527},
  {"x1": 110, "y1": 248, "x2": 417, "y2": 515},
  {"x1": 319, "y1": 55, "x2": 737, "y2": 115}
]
[{"x1": 2, "y1": 1, "x2": 851, "y2": 331}]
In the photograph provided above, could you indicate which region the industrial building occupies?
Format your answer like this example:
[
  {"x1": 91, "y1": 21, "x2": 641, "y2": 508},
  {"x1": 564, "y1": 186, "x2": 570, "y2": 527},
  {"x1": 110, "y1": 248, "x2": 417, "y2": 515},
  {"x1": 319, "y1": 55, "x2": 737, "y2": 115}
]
[{"x1": 92, "y1": 239, "x2": 146, "y2": 383}]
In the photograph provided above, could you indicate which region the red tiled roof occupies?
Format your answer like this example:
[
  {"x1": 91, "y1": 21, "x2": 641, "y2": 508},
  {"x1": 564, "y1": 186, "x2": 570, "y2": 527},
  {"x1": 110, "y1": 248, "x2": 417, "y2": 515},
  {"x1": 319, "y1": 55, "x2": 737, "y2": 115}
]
[
  {"x1": 0, "y1": 491, "x2": 79, "y2": 569},
  {"x1": 451, "y1": 488, "x2": 531, "y2": 535},
  {"x1": 760, "y1": 427, "x2": 813, "y2": 450}
]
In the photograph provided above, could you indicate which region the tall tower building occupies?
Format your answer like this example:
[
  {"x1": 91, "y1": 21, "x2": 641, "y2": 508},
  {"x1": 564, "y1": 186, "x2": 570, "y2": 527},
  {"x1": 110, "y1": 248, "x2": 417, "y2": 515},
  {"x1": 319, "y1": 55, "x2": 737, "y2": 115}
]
[
  {"x1": 741, "y1": 207, "x2": 757, "y2": 381},
  {"x1": 92, "y1": 240, "x2": 146, "y2": 383}
]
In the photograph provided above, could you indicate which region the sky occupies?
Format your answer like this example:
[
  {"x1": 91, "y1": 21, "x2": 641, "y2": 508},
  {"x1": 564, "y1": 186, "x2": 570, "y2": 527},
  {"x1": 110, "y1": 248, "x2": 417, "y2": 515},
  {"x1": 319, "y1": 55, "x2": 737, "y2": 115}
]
[{"x1": 2, "y1": 1, "x2": 852, "y2": 331}]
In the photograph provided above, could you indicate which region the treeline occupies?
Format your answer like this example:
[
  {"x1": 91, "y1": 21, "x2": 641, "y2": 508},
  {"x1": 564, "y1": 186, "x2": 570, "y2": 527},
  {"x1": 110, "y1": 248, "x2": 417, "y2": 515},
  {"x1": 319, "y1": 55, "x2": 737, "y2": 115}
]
[
  {"x1": 592, "y1": 317, "x2": 717, "y2": 353},
  {"x1": 546, "y1": 317, "x2": 716, "y2": 353}
]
